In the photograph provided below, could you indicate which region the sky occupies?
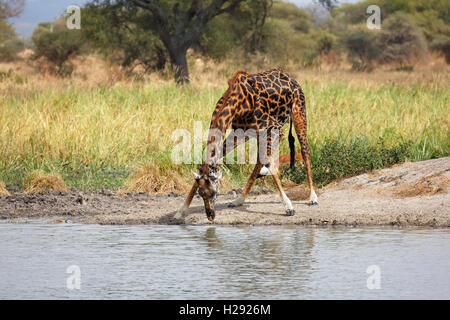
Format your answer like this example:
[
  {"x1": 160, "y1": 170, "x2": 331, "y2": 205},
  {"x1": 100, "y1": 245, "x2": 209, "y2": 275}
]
[
  {"x1": 9, "y1": 0, "x2": 361, "y2": 37},
  {"x1": 9, "y1": 0, "x2": 88, "y2": 36}
]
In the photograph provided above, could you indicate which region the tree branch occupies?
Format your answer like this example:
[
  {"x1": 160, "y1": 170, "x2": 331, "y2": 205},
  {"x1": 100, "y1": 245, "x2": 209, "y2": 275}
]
[
  {"x1": 217, "y1": 0, "x2": 243, "y2": 15},
  {"x1": 173, "y1": 0, "x2": 201, "y2": 44},
  {"x1": 180, "y1": 0, "x2": 244, "y2": 48},
  {"x1": 129, "y1": 0, "x2": 174, "y2": 51},
  {"x1": 129, "y1": 0, "x2": 167, "y2": 23}
]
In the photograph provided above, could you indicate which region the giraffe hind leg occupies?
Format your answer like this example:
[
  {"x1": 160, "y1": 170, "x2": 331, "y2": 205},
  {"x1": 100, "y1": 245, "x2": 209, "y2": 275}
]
[{"x1": 291, "y1": 94, "x2": 318, "y2": 205}]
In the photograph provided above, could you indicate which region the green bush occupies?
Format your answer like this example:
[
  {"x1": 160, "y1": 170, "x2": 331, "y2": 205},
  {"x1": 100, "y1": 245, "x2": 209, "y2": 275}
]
[
  {"x1": 376, "y1": 13, "x2": 427, "y2": 64},
  {"x1": 0, "y1": 37, "x2": 24, "y2": 61},
  {"x1": 200, "y1": 1, "x2": 315, "y2": 65},
  {"x1": 0, "y1": 20, "x2": 24, "y2": 61},
  {"x1": 334, "y1": 0, "x2": 449, "y2": 67},
  {"x1": 31, "y1": 20, "x2": 84, "y2": 76},
  {"x1": 0, "y1": 69, "x2": 26, "y2": 83},
  {"x1": 343, "y1": 26, "x2": 380, "y2": 71},
  {"x1": 431, "y1": 36, "x2": 450, "y2": 64},
  {"x1": 315, "y1": 30, "x2": 336, "y2": 55},
  {"x1": 282, "y1": 136, "x2": 414, "y2": 187}
]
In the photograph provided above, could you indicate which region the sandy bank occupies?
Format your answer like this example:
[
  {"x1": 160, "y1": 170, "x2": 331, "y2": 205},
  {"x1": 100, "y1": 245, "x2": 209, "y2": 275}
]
[{"x1": 1, "y1": 157, "x2": 449, "y2": 227}]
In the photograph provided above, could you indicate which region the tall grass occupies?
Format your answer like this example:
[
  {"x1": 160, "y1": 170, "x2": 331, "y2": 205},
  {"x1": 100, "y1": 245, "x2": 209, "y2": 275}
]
[{"x1": 0, "y1": 64, "x2": 448, "y2": 191}]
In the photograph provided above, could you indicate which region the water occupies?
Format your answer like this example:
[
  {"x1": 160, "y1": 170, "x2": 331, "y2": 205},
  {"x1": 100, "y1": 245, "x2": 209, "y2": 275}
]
[{"x1": 0, "y1": 223, "x2": 449, "y2": 299}]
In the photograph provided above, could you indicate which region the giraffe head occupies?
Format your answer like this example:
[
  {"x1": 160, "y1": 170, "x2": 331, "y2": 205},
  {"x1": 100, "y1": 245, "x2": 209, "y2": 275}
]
[{"x1": 194, "y1": 164, "x2": 222, "y2": 221}]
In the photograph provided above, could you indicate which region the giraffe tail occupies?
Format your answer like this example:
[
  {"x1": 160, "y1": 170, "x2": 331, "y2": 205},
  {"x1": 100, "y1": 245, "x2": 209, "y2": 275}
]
[{"x1": 288, "y1": 117, "x2": 296, "y2": 169}]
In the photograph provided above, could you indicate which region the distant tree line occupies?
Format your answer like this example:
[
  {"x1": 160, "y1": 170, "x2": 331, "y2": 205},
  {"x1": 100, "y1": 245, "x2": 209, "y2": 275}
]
[{"x1": 2, "y1": 0, "x2": 449, "y2": 80}]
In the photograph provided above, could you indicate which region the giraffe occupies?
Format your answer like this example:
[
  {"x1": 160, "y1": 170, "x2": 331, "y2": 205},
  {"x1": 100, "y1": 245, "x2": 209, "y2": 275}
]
[
  {"x1": 174, "y1": 68, "x2": 318, "y2": 221},
  {"x1": 257, "y1": 152, "x2": 304, "y2": 194}
]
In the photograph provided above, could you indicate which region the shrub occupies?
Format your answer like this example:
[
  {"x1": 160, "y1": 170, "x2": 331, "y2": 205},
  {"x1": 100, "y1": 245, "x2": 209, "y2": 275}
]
[
  {"x1": 315, "y1": 30, "x2": 336, "y2": 55},
  {"x1": 23, "y1": 170, "x2": 69, "y2": 194},
  {"x1": 343, "y1": 26, "x2": 380, "y2": 71},
  {"x1": 282, "y1": 136, "x2": 414, "y2": 187},
  {"x1": 0, "y1": 69, "x2": 26, "y2": 83},
  {"x1": 0, "y1": 179, "x2": 10, "y2": 196},
  {"x1": 376, "y1": 13, "x2": 427, "y2": 65},
  {"x1": 0, "y1": 20, "x2": 24, "y2": 61},
  {"x1": 119, "y1": 162, "x2": 189, "y2": 195},
  {"x1": 431, "y1": 36, "x2": 450, "y2": 64},
  {"x1": 31, "y1": 20, "x2": 84, "y2": 76}
]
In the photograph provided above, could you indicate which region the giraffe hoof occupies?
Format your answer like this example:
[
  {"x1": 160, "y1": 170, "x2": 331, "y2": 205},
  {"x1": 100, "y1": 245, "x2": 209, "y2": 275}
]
[
  {"x1": 308, "y1": 201, "x2": 319, "y2": 206},
  {"x1": 286, "y1": 209, "x2": 295, "y2": 216}
]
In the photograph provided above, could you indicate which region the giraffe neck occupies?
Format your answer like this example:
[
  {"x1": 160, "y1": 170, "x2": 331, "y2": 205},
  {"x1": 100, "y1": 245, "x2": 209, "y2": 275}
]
[
  {"x1": 204, "y1": 117, "x2": 226, "y2": 166},
  {"x1": 203, "y1": 71, "x2": 245, "y2": 166}
]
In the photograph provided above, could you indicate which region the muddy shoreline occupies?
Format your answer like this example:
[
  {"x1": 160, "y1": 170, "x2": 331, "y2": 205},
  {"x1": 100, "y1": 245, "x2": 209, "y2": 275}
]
[{"x1": 1, "y1": 157, "x2": 449, "y2": 227}]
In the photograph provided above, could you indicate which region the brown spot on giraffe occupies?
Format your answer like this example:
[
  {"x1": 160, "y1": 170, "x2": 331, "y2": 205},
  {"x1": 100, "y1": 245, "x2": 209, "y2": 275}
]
[{"x1": 174, "y1": 68, "x2": 318, "y2": 221}]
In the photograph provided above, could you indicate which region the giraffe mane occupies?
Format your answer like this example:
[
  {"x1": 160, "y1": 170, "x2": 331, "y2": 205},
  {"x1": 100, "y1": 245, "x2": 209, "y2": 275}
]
[{"x1": 222, "y1": 70, "x2": 247, "y2": 107}]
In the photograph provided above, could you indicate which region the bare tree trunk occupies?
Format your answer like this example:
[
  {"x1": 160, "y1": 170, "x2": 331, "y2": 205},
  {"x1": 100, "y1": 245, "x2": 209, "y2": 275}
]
[
  {"x1": 255, "y1": 0, "x2": 270, "y2": 52},
  {"x1": 250, "y1": 0, "x2": 272, "y2": 53},
  {"x1": 170, "y1": 47, "x2": 189, "y2": 84}
]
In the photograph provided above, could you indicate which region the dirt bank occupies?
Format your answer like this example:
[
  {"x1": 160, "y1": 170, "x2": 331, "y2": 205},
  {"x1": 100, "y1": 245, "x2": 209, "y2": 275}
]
[{"x1": 1, "y1": 157, "x2": 449, "y2": 227}]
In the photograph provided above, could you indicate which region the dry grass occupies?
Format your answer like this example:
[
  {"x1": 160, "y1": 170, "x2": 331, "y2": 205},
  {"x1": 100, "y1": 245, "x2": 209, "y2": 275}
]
[
  {"x1": 1, "y1": 54, "x2": 449, "y2": 191},
  {"x1": 23, "y1": 170, "x2": 69, "y2": 194},
  {"x1": 0, "y1": 180, "x2": 10, "y2": 196},
  {"x1": 118, "y1": 162, "x2": 190, "y2": 195},
  {"x1": 118, "y1": 161, "x2": 236, "y2": 195}
]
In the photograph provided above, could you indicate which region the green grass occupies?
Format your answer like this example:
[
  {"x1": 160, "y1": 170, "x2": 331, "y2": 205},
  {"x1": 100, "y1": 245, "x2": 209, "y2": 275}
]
[{"x1": 0, "y1": 69, "x2": 448, "y2": 192}]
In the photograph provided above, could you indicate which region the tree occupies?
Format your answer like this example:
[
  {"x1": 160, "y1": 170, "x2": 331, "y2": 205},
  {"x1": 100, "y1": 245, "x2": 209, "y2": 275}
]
[
  {"x1": 106, "y1": 0, "x2": 246, "y2": 84},
  {"x1": 247, "y1": 0, "x2": 272, "y2": 53},
  {"x1": 315, "y1": 0, "x2": 339, "y2": 13},
  {"x1": 343, "y1": 26, "x2": 380, "y2": 71},
  {"x1": 376, "y1": 13, "x2": 427, "y2": 65},
  {"x1": 0, "y1": 0, "x2": 25, "y2": 61},
  {"x1": 32, "y1": 20, "x2": 84, "y2": 75},
  {"x1": 198, "y1": 0, "x2": 276, "y2": 60},
  {"x1": 0, "y1": 0, "x2": 24, "y2": 20},
  {"x1": 0, "y1": 24, "x2": 24, "y2": 60},
  {"x1": 82, "y1": 3, "x2": 168, "y2": 72}
]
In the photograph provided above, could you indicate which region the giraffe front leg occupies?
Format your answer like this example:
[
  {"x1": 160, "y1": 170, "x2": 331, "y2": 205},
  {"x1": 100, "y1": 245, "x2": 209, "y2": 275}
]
[
  {"x1": 228, "y1": 163, "x2": 263, "y2": 208},
  {"x1": 174, "y1": 182, "x2": 198, "y2": 219}
]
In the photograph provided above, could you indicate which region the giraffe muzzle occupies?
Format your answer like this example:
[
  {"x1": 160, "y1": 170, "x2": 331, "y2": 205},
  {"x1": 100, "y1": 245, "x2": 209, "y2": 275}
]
[{"x1": 206, "y1": 208, "x2": 215, "y2": 221}]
